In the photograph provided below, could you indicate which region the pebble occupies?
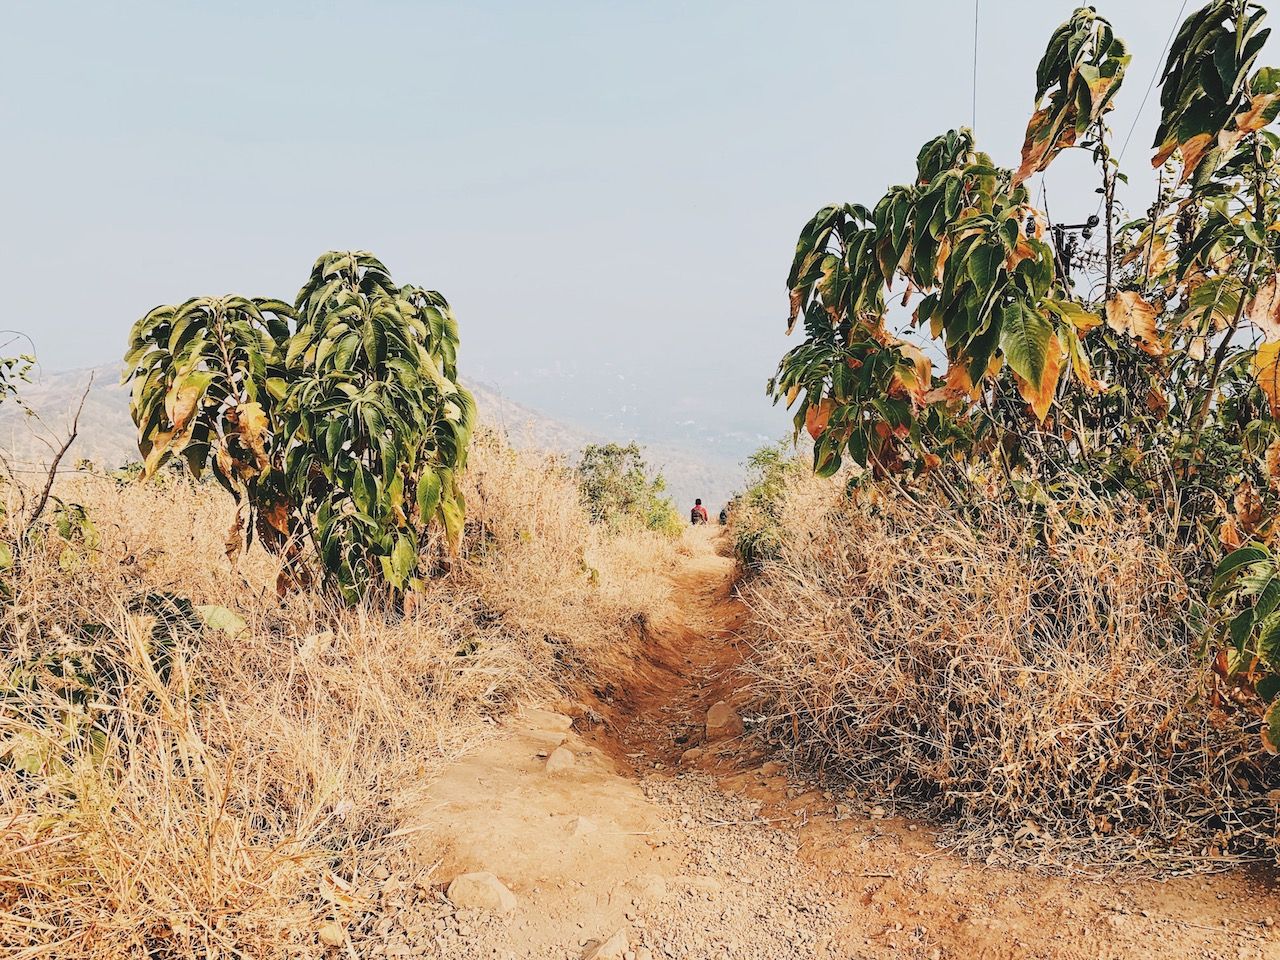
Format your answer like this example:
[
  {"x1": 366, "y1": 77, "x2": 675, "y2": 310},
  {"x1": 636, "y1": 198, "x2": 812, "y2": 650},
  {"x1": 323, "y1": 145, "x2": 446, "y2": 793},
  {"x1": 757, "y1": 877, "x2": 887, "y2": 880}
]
[{"x1": 546, "y1": 746, "x2": 576, "y2": 775}]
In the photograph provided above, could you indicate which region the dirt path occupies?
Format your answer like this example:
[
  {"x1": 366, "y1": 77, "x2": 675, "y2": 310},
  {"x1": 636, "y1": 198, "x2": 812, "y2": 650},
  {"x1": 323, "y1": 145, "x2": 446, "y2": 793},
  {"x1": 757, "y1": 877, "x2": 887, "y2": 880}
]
[{"x1": 350, "y1": 528, "x2": 1280, "y2": 960}]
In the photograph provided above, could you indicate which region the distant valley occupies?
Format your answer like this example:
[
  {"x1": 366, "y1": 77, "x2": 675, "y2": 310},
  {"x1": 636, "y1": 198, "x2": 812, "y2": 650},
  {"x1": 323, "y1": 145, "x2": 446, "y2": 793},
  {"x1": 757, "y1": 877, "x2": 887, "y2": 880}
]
[{"x1": 0, "y1": 365, "x2": 751, "y2": 510}]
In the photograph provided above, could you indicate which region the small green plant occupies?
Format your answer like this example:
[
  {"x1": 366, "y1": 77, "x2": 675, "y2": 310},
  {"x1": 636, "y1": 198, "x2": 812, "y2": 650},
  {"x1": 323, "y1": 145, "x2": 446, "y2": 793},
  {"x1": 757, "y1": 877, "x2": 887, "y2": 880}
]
[
  {"x1": 731, "y1": 441, "x2": 796, "y2": 567},
  {"x1": 124, "y1": 251, "x2": 476, "y2": 602},
  {"x1": 576, "y1": 442, "x2": 682, "y2": 535},
  {"x1": 1209, "y1": 541, "x2": 1280, "y2": 748}
]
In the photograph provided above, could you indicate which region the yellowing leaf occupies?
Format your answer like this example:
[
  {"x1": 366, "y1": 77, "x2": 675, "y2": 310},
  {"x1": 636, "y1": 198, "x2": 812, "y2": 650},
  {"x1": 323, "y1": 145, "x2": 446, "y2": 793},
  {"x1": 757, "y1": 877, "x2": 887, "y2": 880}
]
[
  {"x1": 1105, "y1": 291, "x2": 1162, "y2": 355},
  {"x1": 235, "y1": 401, "x2": 271, "y2": 469},
  {"x1": 925, "y1": 361, "x2": 979, "y2": 404},
  {"x1": 194, "y1": 604, "x2": 247, "y2": 637},
  {"x1": 1046, "y1": 297, "x2": 1102, "y2": 333},
  {"x1": 1014, "y1": 108, "x2": 1078, "y2": 186},
  {"x1": 1060, "y1": 324, "x2": 1104, "y2": 393},
  {"x1": 1266, "y1": 439, "x2": 1280, "y2": 487},
  {"x1": 1263, "y1": 700, "x2": 1280, "y2": 755},
  {"x1": 1013, "y1": 341, "x2": 1062, "y2": 423},
  {"x1": 163, "y1": 371, "x2": 215, "y2": 432},
  {"x1": 1000, "y1": 302, "x2": 1062, "y2": 422},
  {"x1": 1254, "y1": 341, "x2": 1280, "y2": 416},
  {"x1": 893, "y1": 342, "x2": 933, "y2": 405}
]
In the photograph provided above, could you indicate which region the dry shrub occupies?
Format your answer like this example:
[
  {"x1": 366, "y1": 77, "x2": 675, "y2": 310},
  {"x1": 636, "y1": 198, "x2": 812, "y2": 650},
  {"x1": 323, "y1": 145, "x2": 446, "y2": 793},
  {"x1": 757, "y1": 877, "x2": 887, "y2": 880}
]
[
  {"x1": 0, "y1": 430, "x2": 674, "y2": 958},
  {"x1": 742, "y1": 470, "x2": 1280, "y2": 867}
]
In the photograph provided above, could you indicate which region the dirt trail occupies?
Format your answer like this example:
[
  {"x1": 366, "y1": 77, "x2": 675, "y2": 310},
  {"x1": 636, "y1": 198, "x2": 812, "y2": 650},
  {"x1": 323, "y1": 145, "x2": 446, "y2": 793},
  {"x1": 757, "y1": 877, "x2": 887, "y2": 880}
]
[{"x1": 357, "y1": 528, "x2": 1280, "y2": 960}]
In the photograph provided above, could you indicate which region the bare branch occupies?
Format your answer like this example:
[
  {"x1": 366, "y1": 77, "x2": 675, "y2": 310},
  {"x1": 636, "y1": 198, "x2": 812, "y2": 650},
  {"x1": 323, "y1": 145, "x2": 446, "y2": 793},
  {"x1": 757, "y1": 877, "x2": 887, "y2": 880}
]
[{"x1": 20, "y1": 372, "x2": 93, "y2": 546}]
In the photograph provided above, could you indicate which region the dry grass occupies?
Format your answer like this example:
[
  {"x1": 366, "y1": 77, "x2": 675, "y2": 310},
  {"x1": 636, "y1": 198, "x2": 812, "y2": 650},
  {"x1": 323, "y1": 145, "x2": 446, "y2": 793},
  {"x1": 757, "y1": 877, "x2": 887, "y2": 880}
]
[
  {"x1": 740, "y1": 467, "x2": 1280, "y2": 868},
  {"x1": 0, "y1": 430, "x2": 675, "y2": 958}
]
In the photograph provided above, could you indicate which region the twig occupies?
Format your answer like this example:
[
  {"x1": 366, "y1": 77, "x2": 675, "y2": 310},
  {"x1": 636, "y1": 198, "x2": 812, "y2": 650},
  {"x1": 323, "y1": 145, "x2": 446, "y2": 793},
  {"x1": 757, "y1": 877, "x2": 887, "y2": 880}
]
[{"x1": 19, "y1": 372, "x2": 92, "y2": 546}]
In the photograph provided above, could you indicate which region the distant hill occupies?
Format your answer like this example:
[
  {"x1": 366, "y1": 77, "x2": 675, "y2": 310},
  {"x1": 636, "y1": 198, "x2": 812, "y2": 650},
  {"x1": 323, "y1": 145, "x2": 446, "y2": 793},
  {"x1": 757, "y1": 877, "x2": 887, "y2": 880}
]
[{"x1": 0, "y1": 365, "x2": 739, "y2": 510}]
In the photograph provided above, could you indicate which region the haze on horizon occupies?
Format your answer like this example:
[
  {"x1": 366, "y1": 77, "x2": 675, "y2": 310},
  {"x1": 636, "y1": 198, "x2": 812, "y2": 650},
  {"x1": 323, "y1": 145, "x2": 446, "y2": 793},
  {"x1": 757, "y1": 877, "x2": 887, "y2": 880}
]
[{"x1": 4, "y1": 0, "x2": 1265, "y2": 474}]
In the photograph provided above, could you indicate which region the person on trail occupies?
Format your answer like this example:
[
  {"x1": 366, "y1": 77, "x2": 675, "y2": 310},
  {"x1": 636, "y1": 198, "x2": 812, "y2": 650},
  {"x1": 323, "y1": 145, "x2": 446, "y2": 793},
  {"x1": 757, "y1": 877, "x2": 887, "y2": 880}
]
[
  {"x1": 719, "y1": 506, "x2": 728, "y2": 525},
  {"x1": 690, "y1": 498, "x2": 708, "y2": 525}
]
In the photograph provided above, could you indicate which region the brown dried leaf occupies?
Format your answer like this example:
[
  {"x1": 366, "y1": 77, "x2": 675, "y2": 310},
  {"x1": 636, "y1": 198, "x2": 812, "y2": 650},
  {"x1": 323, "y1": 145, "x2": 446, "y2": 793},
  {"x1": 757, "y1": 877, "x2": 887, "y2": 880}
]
[
  {"x1": 805, "y1": 397, "x2": 834, "y2": 440},
  {"x1": 1105, "y1": 291, "x2": 1163, "y2": 355},
  {"x1": 1247, "y1": 276, "x2": 1280, "y2": 343}
]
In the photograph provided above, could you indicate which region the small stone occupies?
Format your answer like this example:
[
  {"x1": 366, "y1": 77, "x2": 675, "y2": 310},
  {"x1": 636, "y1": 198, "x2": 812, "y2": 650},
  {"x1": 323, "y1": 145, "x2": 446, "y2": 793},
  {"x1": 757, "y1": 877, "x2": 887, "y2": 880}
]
[
  {"x1": 870, "y1": 805, "x2": 886, "y2": 819},
  {"x1": 370, "y1": 863, "x2": 391, "y2": 880},
  {"x1": 567, "y1": 815, "x2": 598, "y2": 837},
  {"x1": 635, "y1": 950, "x2": 654, "y2": 960},
  {"x1": 705, "y1": 701, "x2": 743, "y2": 740},
  {"x1": 519, "y1": 707, "x2": 574, "y2": 732},
  {"x1": 546, "y1": 747, "x2": 576, "y2": 774},
  {"x1": 445, "y1": 872, "x2": 518, "y2": 914},
  {"x1": 680, "y1": 748, "x2": 703, "y2": 765},
  {"x1": 318, "y1": 921, "x2": 345, "y2": 946},
  {"x1": 582, "y1": 929, "x2": 629, "y2": 960},
  {"x1": 759, "y1": 760, "x2": 783, "y2": 776}
]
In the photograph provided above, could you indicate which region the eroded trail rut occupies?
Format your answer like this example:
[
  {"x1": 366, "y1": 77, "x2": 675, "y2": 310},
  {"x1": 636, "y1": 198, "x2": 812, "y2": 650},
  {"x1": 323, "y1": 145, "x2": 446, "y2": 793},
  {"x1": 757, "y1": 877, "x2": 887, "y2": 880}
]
[{"x1": 368, "y1": 529, "x2": 1280, "y2": 960}]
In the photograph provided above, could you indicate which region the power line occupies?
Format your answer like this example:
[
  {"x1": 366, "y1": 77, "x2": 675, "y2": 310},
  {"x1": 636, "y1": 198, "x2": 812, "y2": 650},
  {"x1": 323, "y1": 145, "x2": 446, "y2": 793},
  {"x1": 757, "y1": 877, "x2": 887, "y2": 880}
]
[
  {"x1": 1092, "y1": 0, "x2": 1190, "y2": 220},
  {"x1": 971, "y1": 1, "x2": 979, "y2": 129},
  {"x1": 1116, "y1": 0, "x2": 1189, "y2": 163}
]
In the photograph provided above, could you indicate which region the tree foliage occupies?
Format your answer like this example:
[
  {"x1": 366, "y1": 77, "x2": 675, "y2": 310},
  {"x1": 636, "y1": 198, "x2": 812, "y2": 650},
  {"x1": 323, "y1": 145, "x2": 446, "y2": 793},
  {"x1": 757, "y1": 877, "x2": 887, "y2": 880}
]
[
  {"x1": 770, "y1": 1, "x2": 1280, "y2": 745},
  {"x1": 576, "y1": 442, "x2": 682, "y2": 536},
  {"x1": 124, "y1": 251, "x2": 475, "y2": 602}
]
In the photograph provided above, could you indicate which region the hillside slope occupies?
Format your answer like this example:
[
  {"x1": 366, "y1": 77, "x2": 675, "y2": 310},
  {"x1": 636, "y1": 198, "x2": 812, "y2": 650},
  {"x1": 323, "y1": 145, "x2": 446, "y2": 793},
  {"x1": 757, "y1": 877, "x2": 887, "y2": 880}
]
[{"x1": 0, "y1": 365, "x2": 738, "y2": 507}]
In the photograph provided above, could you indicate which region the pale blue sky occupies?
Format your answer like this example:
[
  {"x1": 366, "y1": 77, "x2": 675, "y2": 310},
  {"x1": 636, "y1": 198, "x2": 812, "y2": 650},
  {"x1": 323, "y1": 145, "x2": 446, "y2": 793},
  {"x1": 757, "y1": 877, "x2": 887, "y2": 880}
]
[{"x1": 2, "y1": 0, "x2": 1270, "y2": 457}]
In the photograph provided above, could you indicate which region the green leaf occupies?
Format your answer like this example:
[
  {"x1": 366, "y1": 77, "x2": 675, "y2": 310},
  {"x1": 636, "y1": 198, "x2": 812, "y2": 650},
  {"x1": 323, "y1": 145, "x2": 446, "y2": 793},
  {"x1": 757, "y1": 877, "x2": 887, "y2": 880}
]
[
  {"x1": 1258, "y1": 674, "x2": 1280, "y2": 704},
  {"x1": 967, "y1": 242, "x2": 1003, "y2": 293},
  {"x1": 1213, "y1": 544, "x2": 1270, "y2": 593},
  {"x1": 1259, "y1": 612, "x2": 1280, "y2": 674},
  {"x1": 388, "y1": 535, "x2": 416, "y2": 590},
  {"x1": 998, "y1": 301, "x2": 1056, "y2": 390},
  {"x1": 416, "y1": 471, "x2": 442, "y2": 519}
]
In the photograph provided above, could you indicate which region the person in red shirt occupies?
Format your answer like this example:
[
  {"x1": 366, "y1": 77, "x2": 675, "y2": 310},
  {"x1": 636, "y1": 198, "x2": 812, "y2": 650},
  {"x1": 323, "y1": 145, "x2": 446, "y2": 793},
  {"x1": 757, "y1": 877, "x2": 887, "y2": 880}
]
[{"x1": 690, "y1": 499, "x2": 709, "y2": 525}]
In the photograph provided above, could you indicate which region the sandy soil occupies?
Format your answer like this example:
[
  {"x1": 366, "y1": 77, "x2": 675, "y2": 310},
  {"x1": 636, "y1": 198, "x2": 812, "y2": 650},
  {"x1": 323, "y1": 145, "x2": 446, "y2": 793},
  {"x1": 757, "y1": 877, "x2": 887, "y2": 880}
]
[{"x1": 344, "y1": 527, "x2": 1280, "y2": 960}]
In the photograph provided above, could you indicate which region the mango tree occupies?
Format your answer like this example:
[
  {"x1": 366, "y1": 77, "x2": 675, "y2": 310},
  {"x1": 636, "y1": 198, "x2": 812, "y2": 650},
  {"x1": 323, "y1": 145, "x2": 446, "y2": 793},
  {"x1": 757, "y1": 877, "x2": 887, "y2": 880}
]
[
  {"x1": 770, "y1": 1, "x2": 1280, "y2": 740},
  {"x1": 124, "y1": 251, "x2": 475, "y2": 602}
]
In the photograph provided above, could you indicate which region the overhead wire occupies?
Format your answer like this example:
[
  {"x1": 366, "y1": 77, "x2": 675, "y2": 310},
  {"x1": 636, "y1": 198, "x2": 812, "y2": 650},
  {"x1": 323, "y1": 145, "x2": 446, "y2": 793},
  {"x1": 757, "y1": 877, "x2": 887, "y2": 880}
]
[{"x1": 972, "y1": 0, "x2": 980, "y2": 130}]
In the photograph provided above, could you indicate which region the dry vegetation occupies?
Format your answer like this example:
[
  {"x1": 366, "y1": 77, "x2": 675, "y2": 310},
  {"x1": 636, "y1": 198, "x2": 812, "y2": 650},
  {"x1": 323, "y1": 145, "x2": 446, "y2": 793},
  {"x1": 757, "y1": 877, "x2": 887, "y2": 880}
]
[
  {"x1": 738, "y1": 465, "x2": 1280, "y2": 869},
  {"x1": 0, "y1": 430, "x2": 675, "y2": 959}
]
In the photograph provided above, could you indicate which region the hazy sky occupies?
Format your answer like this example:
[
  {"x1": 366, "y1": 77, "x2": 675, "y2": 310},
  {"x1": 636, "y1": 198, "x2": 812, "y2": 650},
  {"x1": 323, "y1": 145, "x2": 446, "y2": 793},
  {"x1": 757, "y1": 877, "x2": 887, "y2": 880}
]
[{"x1": 3, "y1": 0, "x2": 1272, "y2": 451}]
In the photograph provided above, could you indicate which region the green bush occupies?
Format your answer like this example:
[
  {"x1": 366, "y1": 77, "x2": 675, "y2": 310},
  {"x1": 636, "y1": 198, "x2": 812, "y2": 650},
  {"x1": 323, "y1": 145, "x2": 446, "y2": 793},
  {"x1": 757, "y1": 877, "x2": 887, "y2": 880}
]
[
  {"x1": 730, "y1": 441, "x2": 796, "y2": 567},
  {"x1": 123, "y1": 251, "x2": 475, "y2": 602},
  {"x1": 576, "y1": 442, "x2": 682, "y2": 536}
]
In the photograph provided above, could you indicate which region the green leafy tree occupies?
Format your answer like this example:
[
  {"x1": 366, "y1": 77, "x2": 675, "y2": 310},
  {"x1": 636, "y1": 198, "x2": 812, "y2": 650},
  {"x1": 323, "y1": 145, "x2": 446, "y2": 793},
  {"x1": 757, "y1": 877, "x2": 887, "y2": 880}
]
[
  {"x1": 124, "y1": 251, "x2": 475, "y2": 602},
  {"x1": 576, "y1": 442, "x2": 682, "y2": 535},
  {"x1": 769, "y1": 1, "x2": 1280, "y2": 746}
]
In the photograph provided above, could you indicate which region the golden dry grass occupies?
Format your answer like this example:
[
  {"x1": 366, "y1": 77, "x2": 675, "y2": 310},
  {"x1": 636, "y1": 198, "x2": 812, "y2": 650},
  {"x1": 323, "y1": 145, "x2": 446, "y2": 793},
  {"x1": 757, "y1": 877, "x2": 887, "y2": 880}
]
[
  {"x1": 0, "y1": 430, "x2": 675, "y2": 958},
  {"x1": 739, "y1": 467, "x2": 1280, "y2": 868}
]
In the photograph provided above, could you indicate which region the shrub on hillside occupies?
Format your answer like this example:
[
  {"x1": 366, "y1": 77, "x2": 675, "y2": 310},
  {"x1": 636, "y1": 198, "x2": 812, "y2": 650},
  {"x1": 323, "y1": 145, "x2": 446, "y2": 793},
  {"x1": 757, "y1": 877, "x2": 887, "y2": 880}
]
[
  {"x1": 741, "y1": 469, "x2": 1280, "y2": 866},
  {"x1": 0, "y1": 430, "x2": 675, "y2": 958},
  {"x1": 576, "y1": 441, "x2": 682, "y2": 536},
  {"x1": 729, "y1": 441, "x2": 796, "y2": 567}
]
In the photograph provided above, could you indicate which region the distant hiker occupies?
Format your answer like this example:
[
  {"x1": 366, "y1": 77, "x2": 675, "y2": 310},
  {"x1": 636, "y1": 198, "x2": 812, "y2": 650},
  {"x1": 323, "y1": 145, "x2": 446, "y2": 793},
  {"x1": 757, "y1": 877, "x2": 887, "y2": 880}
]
[
  {"x1": 690, "y1": 498, "x2": 709, "y2": 525},
  {"x1": 719, "y1": 506, "x2": 728, "y2": 525}
]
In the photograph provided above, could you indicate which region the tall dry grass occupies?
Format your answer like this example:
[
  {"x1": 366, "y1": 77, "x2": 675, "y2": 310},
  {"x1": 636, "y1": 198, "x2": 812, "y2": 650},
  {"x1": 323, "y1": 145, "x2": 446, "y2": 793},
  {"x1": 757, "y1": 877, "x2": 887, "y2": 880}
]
[
  {"x1": 0, "y1": 429, "x2": 675, "y2": 958},
  {"x1": 739, "y1": 466, "x2": 1280, "y2": 867}
]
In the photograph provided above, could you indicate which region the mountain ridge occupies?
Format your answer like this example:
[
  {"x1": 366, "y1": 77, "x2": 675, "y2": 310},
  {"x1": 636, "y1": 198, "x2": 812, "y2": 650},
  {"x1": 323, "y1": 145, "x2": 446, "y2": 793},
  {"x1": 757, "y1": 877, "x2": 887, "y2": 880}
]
[{"x1": 0, "y1": 365, "x2": 738, "y2": 509}]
